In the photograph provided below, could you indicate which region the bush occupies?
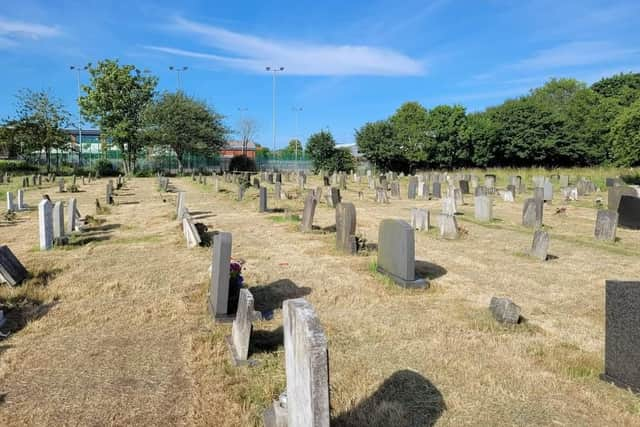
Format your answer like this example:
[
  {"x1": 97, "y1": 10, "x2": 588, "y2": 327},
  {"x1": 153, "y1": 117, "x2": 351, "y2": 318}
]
[
  {"x1": 0, "y1": 160, "x2": 39, "y2": 174},
  {"x1": 92, "y1": 159, "x2": 120, "y2": 177},
  {"x1": 228, "y1": 155, "x2": 256, "y2": 172}
]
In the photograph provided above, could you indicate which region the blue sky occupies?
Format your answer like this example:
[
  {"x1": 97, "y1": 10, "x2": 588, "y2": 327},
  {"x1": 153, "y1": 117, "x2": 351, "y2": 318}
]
[{"x1": 1, "y1": 0, "x2": 639, "y2": 148}]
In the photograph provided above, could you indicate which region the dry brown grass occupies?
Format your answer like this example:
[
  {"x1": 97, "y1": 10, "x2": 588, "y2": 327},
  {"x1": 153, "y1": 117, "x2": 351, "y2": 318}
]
[{"x1": 0, "y1": 173, "x2": 639, "y2": 425}]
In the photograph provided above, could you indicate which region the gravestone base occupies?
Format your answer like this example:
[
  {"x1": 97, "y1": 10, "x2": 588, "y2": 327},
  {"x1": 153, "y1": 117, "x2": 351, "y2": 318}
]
[
  {"x1": 225, "y1": 335, "x2": 259, "y2": 367},
  {"x1": 207, "y1": 299, "x2": 236, "y2": 323},
  {"x1": 376, "y1": 266, "x2": 428, "y2": 289},
  {"x1": 263, "y1": 401, "x2": 288, "y2": 427},
  {"x1": 600, "y1": 373, "x2": 640, "y2": 394}
]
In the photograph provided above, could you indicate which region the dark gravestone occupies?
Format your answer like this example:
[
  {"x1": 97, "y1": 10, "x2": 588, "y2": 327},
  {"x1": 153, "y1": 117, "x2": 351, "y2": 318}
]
[
  {"x1": 522, "y1": 198, "x2": 543, "y2": 228},
  {"x1": 530, "y1": 229, "x2": 550, "y2": 261},
  {"x1": 618, "y1": 195, "x2": 640, "y2": 229},
  {"x1": 595, "y1": 210, "x2": 618, "y2": 241},
  {"x1": 489, "y1": 297, "x2": 521, "y2": 324},
  {"x1": 323, "y1": 176, "x2": 330, "y2": 186},
  {"x1": 253, "y1": 177, "x2": 260, "y2": 189},
  {"x1": 432, "y1": 182, "x2": 441, "y2": 199},
  {"x1": 301, "y1": 192, "x2": 317, "y2": 232},
  {"x1": 376, "y1": 219, "x2": 427, "y2": 288},
  {"x1": 209, "y1": 232, "x2": 234, "y2": 322},
  {"x1": 608, "y1": 186, "x2": 637, "y2": 211},
  {"x1": 335, "y1": 203, "x2": 357, "y2": 254},
  {"x1": 474, "y1": 185, "x2": 487, "y2": 197},
  {"x1": 275, "y1": 173, "x2": 282, "y2": 183},
  {"x1": 0, "y1": 245, "x2": 28, "y2": 286},
  {"x1": 259, "y1": 187, "x2": 267, "y2": 213},
  {"x1": 606, "y1": 177, "x2": 621, "y2": 187},
  {"x1": 407, "y1": 177, "x2": 418, "y2": 199},
  {"x1": 327, "y1": 187, "x2": 341, "y2": 208},
  {"x1": 506, "y1": 184, "x2": 516, "y2": 198},
  {"x1": 106, "y1": 182, "x2": 113, "y2": 205},
  {"x1": 601, "y1": 280, "x2": 640, "y2": 393},
  {"x1": 459, "y1": 180, "x2": 470, "y2": 195}
]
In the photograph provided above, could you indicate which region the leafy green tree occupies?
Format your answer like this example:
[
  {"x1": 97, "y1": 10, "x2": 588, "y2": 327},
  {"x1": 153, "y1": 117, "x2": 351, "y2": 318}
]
[
  {"x1": 424, "y1": 104, "x2": 468, "y2": 169},
  {"x1": 142, "y1": 91, "x2": 227, "y2": 173},
  {"x1": 355, "y1": 119, "x2": 408, "y2": 171},
  {"x1": 79, "y1": 59, "x2": 158, "y2": 174},
  {"x1": 464, "y1": 112, "x2": 500, "y2": 167},
  {"x1": 611, "y1": 100, "x2": 640, "y2": 166},
  {"x1": 326, "y1": 147, "x2": 355, "y2": 173},
  {"x1": 279, "y1": 138, "x2": 303, "y2": 159},
  {"x1": 389, "y1": 102, "x2": 429, "y2": 165},
  {"x1": 306, "y1": 130, "x2": 336, "y2": 172},
  {"x1": 592, "y1": 73, "x2": 640, "y2": 107}
]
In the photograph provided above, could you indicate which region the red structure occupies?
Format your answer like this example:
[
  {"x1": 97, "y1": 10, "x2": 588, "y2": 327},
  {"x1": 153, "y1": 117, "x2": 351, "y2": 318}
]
[{"x1": 221, "y1": 140, "x2": 256, "y2": 159}]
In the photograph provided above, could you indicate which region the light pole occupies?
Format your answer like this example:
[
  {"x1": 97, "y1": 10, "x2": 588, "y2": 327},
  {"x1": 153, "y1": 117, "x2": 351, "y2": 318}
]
[
  {"x1": 292, "y1": 106, "x2": 302, "y2": 161},
  {"x1": 70, "y1": 64, "x2": 88, "y2": 166},
  {"x1": 169, "y1": 66, "x2": 188, "y2": 91},
  {"x1": 266, "y1": 66, "x2": 284, "y2": 168}
]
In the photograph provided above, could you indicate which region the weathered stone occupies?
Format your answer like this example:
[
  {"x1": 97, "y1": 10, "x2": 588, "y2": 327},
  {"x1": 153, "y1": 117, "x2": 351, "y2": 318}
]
[
  {"x1": 533, "y1": 187, "x2": 544, "y2": 202},
  {"x1": 259, "y1": 187, "x2": 268, "y2": 213},
  {"x1": 301, "y1": 192, "x2": 317, "y2": 233},
  {"x1": 522, "y1": 198, "x2": 543, "y2": 228},
  {"x1": 459, "y1": 180, "x2": 470, "y2": 194},
  {"x1": 183, "y1": 217, "x2": 201, "y2": 248},
  {"x1": 58, "y1": 178, "x2": 64, "y2": 193},
  {"x1": 530, "y1": 229, "x2": 550, "y2": 261},
  {"x1": 6, "y1": 192, "x2": 14, "y2": 211},
  {"x1": 595, "y1": 210, "x2": 618, "y2": 241},
  {"x1": 390, "y1": 181, "x2": 400, "y2": 198},
  {"x1": 38, "y1": 199, "x2": 53, "y2": 251},
  {"x1": 16, "y1": 189, "x2": 25, "y2": 211},
  {"x1": 407, "y1": 177, "x2": 418, "y2": 199},
  {"x1": 335, "y1": 203, "x2": 357, "y2": 254},
  {"x1": 209, "y1": 232, "x2": 233, "y2": 321},
  {"x1": 375, "y1": 188, "x2": 389, "y2": 204},
  {"x1": 106, "y1": 181, "x2": 113, "y2": 205},
  {"x1": 228, "y1": 288, "x2": 261, "y2": 365},
  {"x1": 438, "y1": 214, "x2": 458, "y2": 240},
  {"x1": 377, "y1": 219, "x2": 427, "y2": 288},
  {"x1": 489, "y1": 297, "x2": 521, "y2": 324},
  {"x1": 52, "y1": 201, "x2": 65, "y2": 241},
  {"x1": 326, "y1": 187, "x2": 341, "y2": 208},
  {"x1": 176, "y1": 192, "x2": 186, "y2": 221},
  {"x1": 618, "y1": 195, "x2": 640, "y2": 229},
  {"x1": 442, "y1": 197, "x2": 457, "y2": 216},
  {"x1": 506, "y1": 184, "x2": 517, "y2": 197},
  {"x1": 503, "y1": 190, "x2": 515, "y2": 202},
  {"x1": 68, "y1": 198, "x2": 79, "y2": 232},
  {"x1": 543, "y1": 182, "x2": 553, "y2": 202},
  {"x1": 432, "y1": 182, "x2": 441, "y2": 199},
  {"x1": 559, "y1": 175, "x2": 569, "y2": 188},
  {"x1": 474, "y1": 186, "x2": 487, "y2": 197},
  {"x1": 601, "y1": 280, "x2": 640, "y2": 394},
  {"x1": 0, "y1": 245, "x2": 28, "y2": 286},
  {"x1": 485, "y1": 174, "x2": 496, "y2": 191},
  {"x1": 474, "y1": 196, "x2": 492, "y2": 222},
  {"x1": 410, "y1": 208, "x2": 429, "y2": 231}
]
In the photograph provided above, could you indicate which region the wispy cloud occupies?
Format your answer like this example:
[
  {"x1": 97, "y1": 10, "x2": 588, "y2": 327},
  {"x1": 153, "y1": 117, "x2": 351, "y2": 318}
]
[
  {"x1": 0, "y1": 16, "x2": 61, "y2": 42},
  {"x1": 146, "y1": 17, "x2": 425, "y2": 76},
  {"x1": 511, "y1": 41, "x2": 638, "y2": 70}
]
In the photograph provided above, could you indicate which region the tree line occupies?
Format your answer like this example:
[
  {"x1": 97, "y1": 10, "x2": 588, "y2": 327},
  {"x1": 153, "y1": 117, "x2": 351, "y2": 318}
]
[{"x1": 355, "y1": 73, "x2": 640, "y2": 172}]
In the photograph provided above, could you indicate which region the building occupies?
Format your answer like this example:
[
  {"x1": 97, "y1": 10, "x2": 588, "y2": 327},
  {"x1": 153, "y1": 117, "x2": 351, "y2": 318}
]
[{"x1": 221, "y1": 140, "x2": 257, "y2": 159}]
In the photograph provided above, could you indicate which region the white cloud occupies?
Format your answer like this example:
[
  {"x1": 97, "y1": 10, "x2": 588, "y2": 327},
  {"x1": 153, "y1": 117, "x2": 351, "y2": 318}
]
[
  {"x1": 511, "y1": 41, "x2": 638, "y2": 70},
  {"x1": 0, "y1": 16, "x2": 61, "y2": 41},
  {"x1": 147, "y1": 17, "x2": 425, "y2": 76}
]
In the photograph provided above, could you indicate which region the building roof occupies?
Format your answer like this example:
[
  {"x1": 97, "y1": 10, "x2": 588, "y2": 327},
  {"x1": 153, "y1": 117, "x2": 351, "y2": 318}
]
[
  {"x1": 223, "y1": 140, "x2": 256, "y2": 151},
  {"x1": 63, "y1": 129, "x2": 101, "y2": 137}
]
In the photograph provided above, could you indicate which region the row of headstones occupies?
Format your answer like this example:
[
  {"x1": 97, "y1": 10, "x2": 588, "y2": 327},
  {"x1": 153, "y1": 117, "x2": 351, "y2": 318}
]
[
  {"x1": 6, "y1": 189, "x2": 27, "y2": 212},
  {"x1": 38, "y1": 197, "x2": 83, "y2": 250}
]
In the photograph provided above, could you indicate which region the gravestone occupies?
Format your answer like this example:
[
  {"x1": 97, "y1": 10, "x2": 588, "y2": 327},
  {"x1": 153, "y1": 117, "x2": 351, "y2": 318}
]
[
  {"x1": 601, "y1": 280, "x2": 640, "y2": 393},
  {"x1": 506, "y1": 184, "x2": 516, "y2": 197},
  {"x1": 417, "y1": 181, "x2": 427, "y2": 198},
  {"x1": 58, "y1": 178, "x2": 64, "y2": 193},
  {"x1": 237, "y1": 183, "x2": 245, "y2": 201},
  {"x1": 533, "y1": 187, "x2": 544, "y2": 202},
  {"x1": 326, "y1": 187, "x2": 341, "y2": 208},
  {"x1": 489, "y1": 297, "x2": 521, "y2": 324},
  {"x1": 594, "y1": 210, "x2": 618, "y2": 241},
  {"x1": 485, "y1": 174, "x2": 496, "y2": 192},
  {"x1": 0, "y1": 245, "x2": 28, "y2": 286},
  {"x1": 375, "y1": 188, "x2": 389, "y2": 204},
  {"x1": 335, "y1": 203, "x2": 357, "y2": 254},
  {"x1": 410, "y1": 208, "x2": 429, "y2": 231},
  {"x1": 68, "y1": 198, "x2": 79, "y2": 232},
  {"x1": 390, "y1": 181, "x2": 400, "y2": 198},
  {"x1": 522, "y1": 198, "x2": 543, "y2": 228},
  {"x1": 432, "y1": 182, "x2": 441, "y2": 199},
  {"x1": 323, "y1": 176, "x2": 330, "y2": 186},
  {"x1": 183, "y1": 217, "x2": 201, "y2": 248},
  {"x1": 407, "y1": 177, "x2": 418, "y2": 199},
  {"x1": 253, "y1": 177, "x2": 260, "y2": 189},
  {"x1": 474, "y1": 196, "x2": 492, "y2": 222},
  {"x1": 264, "y1": 298, "x2": 329, "y2": 427},
  {"x1": 618, "y1": 195, "x2": 640, "y2": 229},
  {"x1": 259, "y1": 187, "x2": 268, "y2": 213},
  {"x1": 176, "y1": 192, "x2": 186, "y2": 221},
  {"x1": 6, "y1": 192, "x2": 14, "y2": 211},
  {"x1": 543, "y1": 182, "x2": 553, "y2": 202},
  {"x1": 301, "y1": 192, "x2": 317, "y2": 232},
  {"x1": 209, "y1": 232, "x2": 234, "y2": 321},
  {"x1": 376, "y1": 219, "x2": 427, "y2": 288},
  {"x1": 459, "y1": 180, "x2": 470, "y2": 194},
  {"x1": 339, "y1": 173, "x2": 346, "y2": 190},
  {"x1": 227, "y1": 288, "x2": 261, "y2": 365},
  {"x1": 442, "y1": 197, "x2": 457, "y2": 216},
  {"x1": 503, "y1": 190, "x2": 515, "y2": 202},
  {"x1": 438, "y1": 214, "x2": 458, "y2": 240},
  {"x1": 530, "y1": 229, "x2": 550, "y2": 261},
  {"x1": 38, "y1": 199, "x2": 53, "y2": 251},
  {"x1": 560, "y1": 175, "x2": 569, "y2": 188},
  {"x1": 106, "y1": 182, "x2": 113, "y2": 205},
  {"x1": 16, "y1": 189, "x2": 25, "y2": 211},
  {"x1": 275, "y1": 182, "x2": 282, "y2": 200},
  {"x1": 52, "y1": 201, "x2": 65, "y2": 241},
  {"x1": 474, "y1": 186, "x2": 487, "y2": 197}
]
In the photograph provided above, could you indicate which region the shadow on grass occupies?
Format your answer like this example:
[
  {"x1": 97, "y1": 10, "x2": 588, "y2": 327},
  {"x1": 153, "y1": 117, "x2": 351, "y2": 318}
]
[
  {"x1": 82, "y1": 223, "x2": 121, "y2": 233},
  {"x1": 332, "y1": 369, "x2": 446, "y2": 427},
  {"x1": 313, "y1": 224, "x2": 336, "y2": 233},
  {"x1": 250, "y1": 326, "x2": 283, "y2": 355},
  {"x1": 250, "y1": 279, "x2": 312, "y2": 312},
  {"x1": 415, "y1": 260, "x2": 447, "y2": 280},
  {"x1": 116, "y1": 201, "x2": 140, "y2": 205},
  {"x1": 0, "y1": 296, "x2": 58, "y2": 337}
]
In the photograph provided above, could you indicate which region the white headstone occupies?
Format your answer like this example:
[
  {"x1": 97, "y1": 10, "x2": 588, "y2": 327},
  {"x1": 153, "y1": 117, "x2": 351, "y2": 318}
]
[{"x1": 38, "y1": 199, "x2": 53, "y2": 250}]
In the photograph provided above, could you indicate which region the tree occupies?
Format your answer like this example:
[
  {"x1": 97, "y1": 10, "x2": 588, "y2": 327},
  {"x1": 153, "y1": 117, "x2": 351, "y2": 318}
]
[
  {"x1": 79, "y1": 59, "x2": 157, "y2": 174},
  {"x1": 592, "y1": 72, "x2": 640, "y2": 107},
  {"x1": 389, "y1": 101, "x2": 429, "y2": 165},
  {"x1": 280, "y1": 138, "x2": 303, "y2": 159},
  {"x1": 6, "y1": 89, "x2": 71, "y2": 171},
  {"x1": 237, "y1": 117, "x2": 258, "y2": 156},
  {"x1": 306, "y1": 130, "x2": 336, "y2": 173},
  {"x1": 424, "y1": 104, "x2": 468, "y2": 169},
  {"x1": 326, "y1": 147, "x2": 355, "y2": 173},
  {"x1": 355, "y1": 120, "x2": 408, "y2": 171},
  {"x1": 142, "y1": 91, "x2": 227, "y2": 173},
  {"x1": 611, "y1": 100, "x2": 640, "y2": 166},
  {"x1": 464, "y1": 112, "x2": 500, "y2": 168}
]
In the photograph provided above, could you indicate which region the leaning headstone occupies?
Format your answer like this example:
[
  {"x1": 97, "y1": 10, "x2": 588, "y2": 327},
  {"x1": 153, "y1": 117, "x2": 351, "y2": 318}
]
[
  {"x1": 601, "y1": 280, "x2": 640, "y2": 393},
  {"x1": 489, "y1": 297, "x2": 521, "y2": 324},
  {"x1": 209, "y1": 232, "x2": 234, "y2": 321},
  {"x1": 259, "y1": 187, "x2": 268, "y2": 213},
  {"x1": 0, "y1": 246, "x2": 28, "y2": 286},
  {"x1": 335, "y1": 203, "x2": 357, "y2": 254},
  {"x1": 183, "y1": 217, "x2": 202, "y2": 248},
  {"x1": 376, "y1": 219, "x2": 427, "y2": 288},
  {"x1": 618, "y1": 196, "x2": 640, "y2": 229},
  {"x1": 38, "y1": 199, "x2": 53, "y2": 251},
  {"x1": 326, "y1": 187, "x2": 341, "y2": 208},
  {"x1": 474, "y1": 196, "x2": 492, "y2": 222},
  {"x1": 438, "y1": 214, "x2": 459, "y2": 240},
  {"x1": 522, "y1": 198, "x2": 543, "y2": 228},
  {"x1": 52, "y1": 201, "x2": 65, "y2": 241},
  {"x1": 530, "y1": 229, "x2": 550, "y2": 261},
  {"x1": 410, "y1": 208, "x2": 429, "y2": 231},
  {"x1": 595, "y1": 210, "x2": 618, "y2": 241},
  {"x1": 176, "y1": 192, "x2": 186, "y2": 221},
  {"x1": 227, "y1": 288, "x2": 261, "y2": 366},
  {"x1": 301, "y1": 192, "x2": 317, "y2": 232}
]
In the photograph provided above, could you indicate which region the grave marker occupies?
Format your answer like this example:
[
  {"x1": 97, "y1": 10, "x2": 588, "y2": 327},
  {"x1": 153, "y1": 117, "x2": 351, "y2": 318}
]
[
  {"x1": 53, "y1": 201, "x2": 65, "y2": 241},
  {"x1": 0, "y1": 246, "x2": 28, "y2": 286},
  {"x1": 489, "y1": 297, "x2": 521, "y2": 324},
  {"x1": 474, "y1": 196, "x2": 492, "y2": 222},
  {"x1": 301, "y1": 192, "x2": 317, "y2": 232},
  {"x1": 522, "y1": 198, "x2": 543, "y2": 228},
  {"x1": 335, "y1": 203, "x2": 357, "y2": 254},
  {"x1": 227, "y1": 288, "x2": 261, "y2": 365},
  {"x1": 410, "y1": 208, "x2": 429, "y2": 231},
  {"x1": 618, "y1": 195, "x2": 640, "y2": 229},
  {"x1": 38, "y1": 199, "x2": 53, "y2": 251},
  {"x1": 530, "y1": 229, "x2": 550, "y2": 261},
  {"x1": 377, "y1": 219, "x2": 427, "y2": 288},
  {"x1": 209, "y1": 232, "x2": 234, "y2": 321},
  {"x1": 438, "y1": 214, "x2": 459, "y2": 239},
  {"x1": 595, "y1": 210, "x2": 618, "y2": 241}
]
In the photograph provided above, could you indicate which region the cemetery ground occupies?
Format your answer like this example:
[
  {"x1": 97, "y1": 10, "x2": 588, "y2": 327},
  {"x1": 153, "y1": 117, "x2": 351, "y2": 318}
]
[{"x1": 1, "y1": 170, "x2": 640, "y2": 426}]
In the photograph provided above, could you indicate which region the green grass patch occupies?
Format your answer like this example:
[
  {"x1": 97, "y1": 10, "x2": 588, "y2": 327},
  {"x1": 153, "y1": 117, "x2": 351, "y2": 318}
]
[{"x1": 267, "y1": 214, "x2": 301, "y2": 223}]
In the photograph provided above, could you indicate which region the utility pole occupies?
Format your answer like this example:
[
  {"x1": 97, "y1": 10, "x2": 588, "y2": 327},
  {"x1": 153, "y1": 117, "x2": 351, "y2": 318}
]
[
  {"x1": 169, "y1": 66, "x2": 189, "y2": 91},
  {"x1": 292, "y1": 106, "x2": 303, "y2": 161},
  {"x1": 70, "y1": 64, "x2": 88, "y2": 166}
]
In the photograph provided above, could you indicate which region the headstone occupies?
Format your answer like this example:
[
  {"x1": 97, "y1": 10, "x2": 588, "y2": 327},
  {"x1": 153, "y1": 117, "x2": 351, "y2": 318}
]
[
  {"x1": 176, "y1": 192, "x2": 186, "y2": 221},
  {"x1": 474, "y1": 196, "x2": 492, "y2": 222},
  {"x1": 58, "y1": 178, "x2": 64, "y2": 193},
  {"x1": 485, "y1": 174, "x2": 496, "y2": 192},
  {"x1": 6, "y1": 192, "x2": 14, "y2": 211},
  {"x1": 16, "y1": 189, "x2": 25, "y2": 211},
  {"x1": 601, "y1": 280, "x2": 640, "y2": 393},
  {"x1": 503, "y1": 190, "x2": 515, "y2": 202},
  {"x1": 253, "y1": 177, "x2": 260, "y2": 188},
  {"x1": 326, "y1": 187, "x2": 341, "y2": 208},
  {"x1": 259, "y1": 187, "x2": 268, "y2": 213},
  {"x1": 438, "y1": 214, "x2": 459, "y2": 240},
  {"x1": 618, "y1": 195, "x2": 640, "y2": 229},
  {"x1": 459, "y1": 180, "x2": 470, "y2": 194},
  {"x1": 237, "y1": 183, "x2": 245, "y2": 201},
  {"x1": 301, "y1": 192, "x2": 317, "y2": 233},
  {"x1": 335, "y1": 203, "x2": 357, "y2": 254},
  {"x1": 375, "y1": 188, "x2": 389, "y2": 204},
  {"x1": 53, "y1": 201, "x2": 65, "y2": 241},
  {"x1": 38, "y1": 199, "x2": 53, "y2": 251},
  {"x1": 432, "y1": 182, "x2": 441, "y2": 199},
  {"x1": 376, "y1": 219, "x2": 427, "y2": 288},
  {"x1": 506, "y1": 184, "x2": 517, "y2": 198},
  {"x1": 407, "y1": 177, "x2": 418, "y2": 199},
  {"x1": 530, "y1": 229, "x2": 550, "y2": 261},
  {"x1": 442, "y1": 197, "x2": 457, "y2": 216},
  {"x1": 489, "y1": 297, "x2": 521, "y2": 324},
  {"x1": 275, "y1": 182, "x2": 282, "y2": 200},
  {"x1": 474, "y1": 186, "x2": 487, "y2": 197},
  {"x1": 183, "y1": 217, "x2": 201, "y2": 248},
  {"x1": 209, "y1": 232, "x2": 234, "y2": 321},
  {"x1": 559, "y1": 175, "x2": 569, "y2": 188},
  {"x1": 410, "y1": 208, "x2": 429, "y2": 231},
  {"x1": 543, "y1": 182, "x2": 553, "y2": 202},
  {"x1": 417, "y1": 181, "x2": 427, "y2": 199},
  {"x1": 106, "y1": 182, "x2": 113, "y2": 205},
  {"x1": 227, "y1": 288, "x2": 261, "y2": 365},
  {"x1": 522, "y1": 198, "x2": 543, "y2": 228},
  {"x1": 68, "y1": 198, "x2": 78, "y2": 232},
  {"x1": 533, "y1": 187, "x2": 544, "y2": 202},
  {"x1": 0, "y1": 245, "x2": 28, "y2": 286},
  {"x1": 595, "y1": 210, "x2": 618, "y2": 241},
  {"x1": 390, "y1": 181, "x2": 400, "y2": 198}
]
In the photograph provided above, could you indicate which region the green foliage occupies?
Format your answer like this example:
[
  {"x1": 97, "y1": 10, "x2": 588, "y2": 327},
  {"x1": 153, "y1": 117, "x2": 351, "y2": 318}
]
[
  {"x1": 611, "y1": 100, "x2": 640, "y2": 166},
  {"x1": 592, "y1": 72, "x2": 640, "y2": 107},
  {"x1": 425, "y1": 104, "x2": 468, "y2": 169},
  {"x1": 0, "y1": 160, "x2": 39, "y2": 174},
  {"x1": 228, "y1": 155, "x2": 257, "y2": 172},
  {"x1": 142, "y1": 91, "x2": 227, "y2": 172},
  {"x1": 326, "y1": 147, "x2": 355, "y2": 173},
  {"x1": 389, "y1": 102, "x2": 429, "y2": 164},
  {"x1": 79, "y1": 59, "x2": 157, "y2": 174},
  {"x1": 306, "y1": 130, "x2": 337, "y2": 172},
  {"x1": 355, "y1": 120, "x2": 408, "y2": 171},
  {"x1": 278, "y1": 139, "x2": 304, "y2": 159},
  {"x1": 92, "y1": 159, "x2": 120, "y2": 177}
]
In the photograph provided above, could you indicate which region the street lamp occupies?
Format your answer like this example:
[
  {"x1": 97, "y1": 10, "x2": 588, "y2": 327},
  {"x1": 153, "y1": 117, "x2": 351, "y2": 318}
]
[
  {"x1": 70, "y1": 64, "x2": 89, "y2": 166},
  {"x1": 266, "y1": 66, "x2": 284, "y2": 168},
  {"x1": 292, "y1": 106, "x2": 303, "y2": 161},
  {"x1": 169, "y1": 66, "x2": 188, "y2": 91}
]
